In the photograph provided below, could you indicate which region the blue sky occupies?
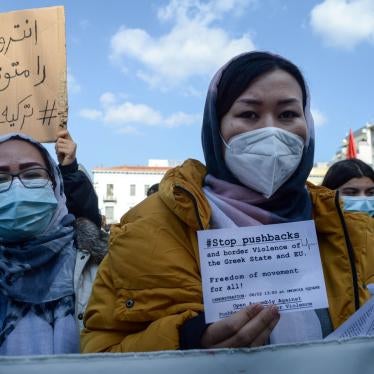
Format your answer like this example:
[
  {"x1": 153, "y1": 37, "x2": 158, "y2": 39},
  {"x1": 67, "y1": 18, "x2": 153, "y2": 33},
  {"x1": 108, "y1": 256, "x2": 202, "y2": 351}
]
[{"x1": 1, "y1": 0, "x2": 373, "y2": 173}]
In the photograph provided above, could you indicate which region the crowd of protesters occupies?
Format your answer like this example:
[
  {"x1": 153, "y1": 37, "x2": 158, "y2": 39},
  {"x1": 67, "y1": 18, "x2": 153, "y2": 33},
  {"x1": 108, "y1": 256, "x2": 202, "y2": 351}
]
[{"x1": 1, "y1": 51, "x2": 374, "y2": 355}]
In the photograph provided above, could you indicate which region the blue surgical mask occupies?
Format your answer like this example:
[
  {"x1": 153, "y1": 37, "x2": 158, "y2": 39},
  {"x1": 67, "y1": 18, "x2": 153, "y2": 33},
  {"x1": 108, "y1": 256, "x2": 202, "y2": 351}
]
[
  {"x1": 342, "y1": 195, "x2": 374, "y2": 217},
  {"x1": 0, "y1": 180, "x2": 58, "y2": 242}
]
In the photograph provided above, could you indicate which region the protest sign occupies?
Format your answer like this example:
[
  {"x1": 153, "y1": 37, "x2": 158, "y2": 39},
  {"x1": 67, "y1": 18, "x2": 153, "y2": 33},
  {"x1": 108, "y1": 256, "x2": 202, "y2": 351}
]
[
  {"x1": 0, "y1": 6, "x2": 67, "y2": 142},
  {"x1": 197, "y1": 220, "x2": 329, "y2": 323},
  {"x1": 325, "y1": 296, "x2": 374, "y2": 340}
]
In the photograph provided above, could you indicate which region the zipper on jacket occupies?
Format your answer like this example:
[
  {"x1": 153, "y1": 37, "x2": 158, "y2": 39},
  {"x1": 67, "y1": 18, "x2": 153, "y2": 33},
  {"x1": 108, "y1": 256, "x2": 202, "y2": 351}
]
[
  {"x1": 175, "y1": 185, "x2": 204, "y2": 230},
  {"x1": 334, "y1": 190, "x2": 360, "y2": 311}
]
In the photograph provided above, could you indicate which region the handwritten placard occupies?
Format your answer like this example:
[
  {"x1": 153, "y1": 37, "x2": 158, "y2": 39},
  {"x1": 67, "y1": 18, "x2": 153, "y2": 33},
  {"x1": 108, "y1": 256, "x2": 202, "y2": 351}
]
[
  {"x1": 0, "y1": 6, "x2": 67, "y2": 142},
  {"x1": 197, "y1": 220, "x2": 329, "y2": 323}
]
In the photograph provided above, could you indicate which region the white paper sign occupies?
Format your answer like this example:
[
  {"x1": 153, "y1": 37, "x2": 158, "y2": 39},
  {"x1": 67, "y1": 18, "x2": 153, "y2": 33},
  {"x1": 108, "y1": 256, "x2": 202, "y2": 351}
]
[
  {"x1": 325, "y1": 297, "x2": 374, "y2": 340},
  {"x1": 197, "y1": 220, "x2": 329, "y2": 323}
]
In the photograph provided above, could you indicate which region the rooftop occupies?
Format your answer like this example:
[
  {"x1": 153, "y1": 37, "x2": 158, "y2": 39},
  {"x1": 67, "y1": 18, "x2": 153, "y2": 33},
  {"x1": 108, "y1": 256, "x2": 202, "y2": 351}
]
[{"x1": 93, "y1": 165, "x2": 172, "y2": 173}]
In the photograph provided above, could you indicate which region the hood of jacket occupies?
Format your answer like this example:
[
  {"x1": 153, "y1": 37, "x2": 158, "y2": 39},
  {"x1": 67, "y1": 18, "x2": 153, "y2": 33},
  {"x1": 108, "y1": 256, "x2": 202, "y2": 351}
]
[
  {"x1": 75, "y1": 217, "x2": 108, "y2": 264},
  {"x1": 158, "y1": 159, "x2": 211, "y2": 231}
]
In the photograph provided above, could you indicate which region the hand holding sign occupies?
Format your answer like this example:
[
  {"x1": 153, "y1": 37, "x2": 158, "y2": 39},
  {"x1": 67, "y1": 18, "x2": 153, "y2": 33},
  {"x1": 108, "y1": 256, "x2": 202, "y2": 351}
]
[
  {"x1": 201, "y1": 303, "x2": 280, "y2": 348},
  {"x1": 55, "y1": 129, "x2": 76, "y2": 166}
]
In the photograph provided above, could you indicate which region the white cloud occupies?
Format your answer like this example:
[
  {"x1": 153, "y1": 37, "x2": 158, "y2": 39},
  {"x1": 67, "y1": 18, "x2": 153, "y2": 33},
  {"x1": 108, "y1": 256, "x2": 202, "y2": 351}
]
[
  {"x1": 67, "y1": 72, "x2": 81, "y2": 94},
  {"x1": 79, "y1": 109, "x2": 102, "y2": 120},
  {"x1": 109, "y1": 0, "x2": 255, "y2": 88},
  {"x1": 79, "y1": 92, "x2": 200, "y2": 133},
  {"x1": 164, "y1": 111, "x2": 200, "y2": 127},
  {"x1": 100, "y1": 92, "x2": 117, "y2": 107},
  {"x1": 310, "y1": 0, "x2": 374, "y2": 49},
  {"x1": 103, "y1": 102, "x2": 164, "y2": 126},
  {"x1": 311, "y1": 108, "x2": 327, "y2": 127}
]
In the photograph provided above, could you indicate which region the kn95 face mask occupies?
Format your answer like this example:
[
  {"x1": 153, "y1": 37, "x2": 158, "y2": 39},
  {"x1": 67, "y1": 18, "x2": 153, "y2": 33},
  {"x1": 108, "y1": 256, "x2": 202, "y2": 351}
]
[{"x1": 223, "y1": 127, "x2": 304, "y2": 198}]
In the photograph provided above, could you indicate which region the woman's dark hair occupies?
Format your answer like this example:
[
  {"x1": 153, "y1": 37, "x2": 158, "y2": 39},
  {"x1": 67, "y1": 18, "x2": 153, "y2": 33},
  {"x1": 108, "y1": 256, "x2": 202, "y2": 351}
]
[
  {"x1": 216, "y1": 51, "x2": 307, "y2": 120},
  {"x1": 322, "y1": 158, "x2": 374, "y2": 190},
  {"x1": 147, "y1": 183, "x2": 159, "y2": 196}
]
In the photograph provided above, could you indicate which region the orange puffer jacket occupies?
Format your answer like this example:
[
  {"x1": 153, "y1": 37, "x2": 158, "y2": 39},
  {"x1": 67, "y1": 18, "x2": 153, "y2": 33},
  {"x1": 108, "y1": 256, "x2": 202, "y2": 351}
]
[{"x1": 81, "y1": 159, "x2": 374, "y2": 353}]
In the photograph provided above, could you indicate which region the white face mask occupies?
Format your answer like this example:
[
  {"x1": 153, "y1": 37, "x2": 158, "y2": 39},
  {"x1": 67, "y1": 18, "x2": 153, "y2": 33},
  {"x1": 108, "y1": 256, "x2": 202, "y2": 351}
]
[{"x1": 223, "y1": 127, "x2": 304, "y2": 198}]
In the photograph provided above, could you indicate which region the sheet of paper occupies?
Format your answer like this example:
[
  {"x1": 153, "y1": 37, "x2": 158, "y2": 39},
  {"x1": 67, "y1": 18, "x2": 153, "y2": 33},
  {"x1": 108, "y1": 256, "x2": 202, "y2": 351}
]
[
  {"x1": 197, "y1": 220, "x2": 329, "y2": 323},
  {"x1": 0, "y1": 6, "x2": 67, "y2": 142},
  {"x1": 325, "y1": 297, "x2": 374, "y2": 340}
]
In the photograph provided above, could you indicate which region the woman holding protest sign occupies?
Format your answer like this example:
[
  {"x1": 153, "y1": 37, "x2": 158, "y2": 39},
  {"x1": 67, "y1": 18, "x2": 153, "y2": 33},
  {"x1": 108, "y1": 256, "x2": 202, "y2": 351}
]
[
  {"x1": 81, "y1": 51, "x2": 374, "y2": 352},
  {"x1": 0, "y1": 133, "x2": 106, "y2": 355}
]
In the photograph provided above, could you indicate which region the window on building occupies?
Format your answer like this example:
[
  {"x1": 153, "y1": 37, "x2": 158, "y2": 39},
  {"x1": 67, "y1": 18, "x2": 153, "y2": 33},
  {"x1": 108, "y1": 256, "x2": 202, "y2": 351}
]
[
  {"x1": 105, "y1": 206, "x2": 114, "y2": 221},
  {"x1": 130, "y1": 184, "x2": 136, "y2": 196},
  {"x1": 106, "y1": 184, "x2": 114, "y2": 199},
  {"x1": 144, "y1": 184, "x2": 150, "y2": 196}
]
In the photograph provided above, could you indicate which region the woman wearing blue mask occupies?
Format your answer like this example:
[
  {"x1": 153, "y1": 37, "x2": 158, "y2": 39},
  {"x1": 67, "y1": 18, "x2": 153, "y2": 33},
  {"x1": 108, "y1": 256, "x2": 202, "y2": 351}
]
[
  {"x1": 82, "y1": 51, "x2": 374, "y2": 352},
  {"x1": 0, "y1": 133, "x2": 106, "y2": 355},
  {"x1": 322, "y1": 158, "x2": 374, "y2": 216}
]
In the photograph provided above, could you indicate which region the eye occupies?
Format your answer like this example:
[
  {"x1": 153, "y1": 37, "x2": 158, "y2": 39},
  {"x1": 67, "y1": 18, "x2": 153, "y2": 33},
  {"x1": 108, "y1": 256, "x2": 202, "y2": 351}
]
[
  {"x1": 366, "y1": 189, "x2": 374, "y2": 196},
  {"x1": 238, "y1": 111, "x2": 258, "y2": 120},
  {"x1": 341, "y1": 188, "x2": 358, "y2": 196},
  {"x1": 279, "y1": 110, "x2": 300, "y2": 119},
  {"x1": 21, "y1": 168, "x2": 49, "y2": 180},
  {"x1": 0, "y1": 173, "x2": 11, "y2": 184}
]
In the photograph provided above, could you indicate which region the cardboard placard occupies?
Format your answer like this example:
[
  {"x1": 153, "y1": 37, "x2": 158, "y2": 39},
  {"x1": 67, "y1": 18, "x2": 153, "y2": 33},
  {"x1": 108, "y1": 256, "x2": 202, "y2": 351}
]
[{"x1": 0, "y1": 6, "x2": 67, "y2": 142}]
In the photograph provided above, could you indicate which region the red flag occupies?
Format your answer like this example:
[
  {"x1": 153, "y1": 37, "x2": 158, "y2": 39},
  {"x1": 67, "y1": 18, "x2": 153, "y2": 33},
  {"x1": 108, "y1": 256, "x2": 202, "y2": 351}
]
[{"x1": 346, "y1": 129, "x2": 357, "y2": 159}]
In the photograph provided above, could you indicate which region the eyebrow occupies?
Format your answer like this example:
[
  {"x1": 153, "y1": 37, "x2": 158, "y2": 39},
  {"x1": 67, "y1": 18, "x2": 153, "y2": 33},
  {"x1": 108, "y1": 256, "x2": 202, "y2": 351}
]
[
  {"x1": 0, "y1": 162, "x2": 45, "y2": 172},
  {"x1": 340, "y1": 187, "x2": 360, "y2": 193},
  {"x1": 235, "y1": 98, "x2": 302, "y2": 106}
]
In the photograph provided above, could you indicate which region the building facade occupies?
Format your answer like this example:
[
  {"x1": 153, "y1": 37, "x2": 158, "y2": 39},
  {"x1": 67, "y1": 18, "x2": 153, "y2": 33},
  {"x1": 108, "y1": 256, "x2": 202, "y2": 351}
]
[
  {"x1": 307, "y1": 162, "x2": 329, "y2": 185},
  {"x1": 305, "y1": 123, "x2": 374, "y2": 186},
  {"x1": 333, "y1": 123, "x2": 374, "y2": 166},
  {"x1": 93, "y1": 160, "x2": 173, "y2": 224}
]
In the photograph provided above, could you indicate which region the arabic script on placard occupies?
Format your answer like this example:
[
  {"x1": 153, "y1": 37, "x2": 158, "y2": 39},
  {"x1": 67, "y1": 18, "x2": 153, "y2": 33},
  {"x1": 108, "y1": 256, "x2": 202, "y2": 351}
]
[{"x1": 0, "y1": 7, "x2": 67, "y2": 142}]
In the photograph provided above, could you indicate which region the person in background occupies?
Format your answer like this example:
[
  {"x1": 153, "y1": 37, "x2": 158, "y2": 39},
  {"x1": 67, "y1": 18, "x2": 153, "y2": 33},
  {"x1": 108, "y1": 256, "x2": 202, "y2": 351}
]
[
  {"x1": 81, "y1": 51, "x2": 374, "y2": 353},
  {"x1": 322, "y1": 158, "x2": 374, "y2": 216},
  {"x1": 0, "y1": 133, "x2": 107, "y2": 355},
  {"x1": 147, "y1": 183, "x2": 159, "y2": 196},
  {"x1": 74, "y1": 216, "x2": 108, "y2": 331},
  {"x1": 55, "y1": 130, "x2": 101, "y2": 228},
  {"x1": 55, "y1": 129, "x2": 108, "y2": 331},
  {"x1": 100, "y1": 214, "x2": 111, "y2": 233}
]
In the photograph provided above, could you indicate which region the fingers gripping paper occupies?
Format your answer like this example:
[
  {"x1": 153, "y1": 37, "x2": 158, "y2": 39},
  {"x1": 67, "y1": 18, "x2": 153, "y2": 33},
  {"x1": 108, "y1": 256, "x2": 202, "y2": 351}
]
[{"x1": 0, "y1": 6, "x2": 67, "y2": 142}]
